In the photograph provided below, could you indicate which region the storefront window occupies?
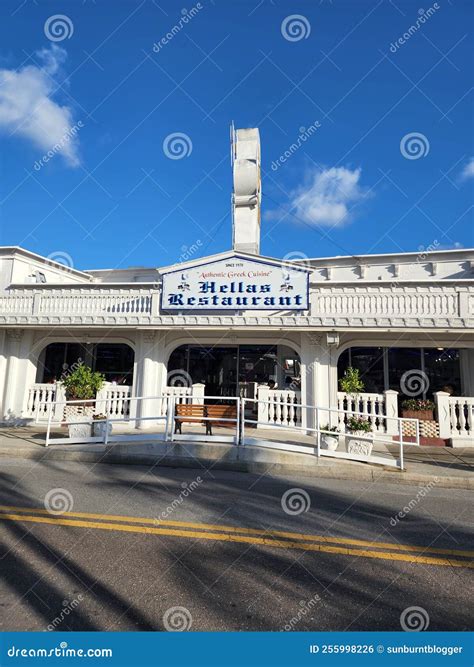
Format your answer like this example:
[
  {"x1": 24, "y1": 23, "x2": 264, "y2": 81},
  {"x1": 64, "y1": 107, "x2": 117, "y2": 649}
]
[
  {"x1": 337, "y1": 347, "x2": 384, "y2": 393},
  {"x1": 387, "y1": 348, "x2": 423, "y2": 397},
  {"x1": 38, "y1": 343, "x2": 134, "y2": 385},
  {"x1": 95, "y1": 344, "x2": 134, "y2": 384},
  {"x1": 167, "y1": 344, "x2": 301, "y2": 397},
  {"x1": 423, "y1": 348, "x2": 460, "y2": 395},
  {"x1": 338, "y1": 346, "x2": 462, "y2": 399}
]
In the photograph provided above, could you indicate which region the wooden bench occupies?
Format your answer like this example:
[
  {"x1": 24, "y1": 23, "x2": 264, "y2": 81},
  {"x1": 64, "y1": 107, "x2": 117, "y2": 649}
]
[{"x1": 174, "y1": 403, "x2": 237, "y2": 436}]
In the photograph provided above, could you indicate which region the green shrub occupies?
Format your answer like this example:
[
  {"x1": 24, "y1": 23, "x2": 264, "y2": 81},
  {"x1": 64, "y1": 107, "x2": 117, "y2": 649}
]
[
  {"x1": 61, "y1": 362, "x2": 105, "y2": 400},
  {"x1": 339, "y1": 367, "x2": 365, "y2": 395}
]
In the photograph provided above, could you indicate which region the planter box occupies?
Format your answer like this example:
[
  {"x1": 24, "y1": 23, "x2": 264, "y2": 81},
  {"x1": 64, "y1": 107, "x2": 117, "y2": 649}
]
[
  {"x1": 321, "y1": 434, "x2": 339, "y2": 451},
  {"x1": 92, "y1": 421, "x2": 112, "y2": 438},
  {"x1": 402, "y1": 409, "x2": 434, "y2": 421},
  {"x1": 67, "y1": 417, "x2": 92, "y2": 439},
  {"x1": 345, "y1": 431, "x2": 373, "y2": 456}
]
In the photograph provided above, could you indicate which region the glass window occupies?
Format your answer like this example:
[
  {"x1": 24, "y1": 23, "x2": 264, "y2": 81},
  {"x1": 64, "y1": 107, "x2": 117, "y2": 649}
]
[
  {"x1": 423, "y1": 348, "x2": 460, "y2": 396},
  {"x1": 387, "y1": 348, "x2": 423, "y2": 398},
  {"x1": 94, "y1": 344, "x2": 134, "y2": 384},
  {"x1": 167, "y1": 344, "x2": 301, "y2": 397},
  {"x1": 40, "y1": 343, "x2": 134, "y2": 385},
  {"x1": 40, "y1": 343, "x2": 66, "y2": 383},
  {"x1": 338, "y1": 347, "x2": 385, "y2": 393}
]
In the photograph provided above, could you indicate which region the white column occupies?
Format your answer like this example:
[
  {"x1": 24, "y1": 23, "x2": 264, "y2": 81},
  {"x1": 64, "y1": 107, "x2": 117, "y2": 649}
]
[
  {"x1": 2, "y1": 329, "x2": 25, "y2": 422},
  {"x1": 135, "y1": 331, "x2": 166, "y2": 428},
  {"x1": 0, "y1": 330, "x2": 7, "y2": 420},
  {"x1": 300, "y1": 334, "x2": 334, "y2": 431}
]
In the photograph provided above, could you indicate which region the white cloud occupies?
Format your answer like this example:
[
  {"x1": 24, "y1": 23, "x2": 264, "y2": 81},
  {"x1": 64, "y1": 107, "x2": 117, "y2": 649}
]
[
  {"x1": 460, "y1": 157, "x2": 474, "y2": 181},
  {"x1": 0, "y1": 46, "x2": 81, "y2": 166},
  {"x1": 268, "y1": 166, "x2": 370, "y2": 227}
]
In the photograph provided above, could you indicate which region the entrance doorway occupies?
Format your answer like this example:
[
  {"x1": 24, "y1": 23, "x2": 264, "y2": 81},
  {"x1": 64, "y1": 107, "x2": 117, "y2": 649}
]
[{"x1": 167, "y1": 344, "x2": 301, "y2": 399}]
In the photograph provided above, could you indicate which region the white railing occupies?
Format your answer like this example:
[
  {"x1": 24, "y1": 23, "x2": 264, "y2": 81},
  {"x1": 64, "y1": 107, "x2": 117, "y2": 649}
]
[
  {"x1": 242, "y1": 397, "x2": 419, "y2": 470},
  {"x1": 1, "y1": 284, "x2": 470, "y2": 329},
  {"x1": 1, "y1": 287, "x2": 154, "y2": 320},
  {"x1": 314, "y1": 285, "x2": 462, "y2": 318},
  {"x1": 25, "y1": 383, "x2": 66, "y2": 421},
  {"x1": 25, "y1": 382, "x2": 132, "y2": 422},
  {"x1": 160, "y1": 383, "x2": 205, "y2": 416},
  {"x1": 37, "y1": 392, "x2": 420, "y2": 469},
  {"x1": 337, "y1": 390, "x2": 399, "y2": 435},
  {"x1": 256, "y1": 386, "x2": 302, "y2": 427},
  {"x1": 96, "y1": 384, "x2": 132, "y2": 419},
  {"x1": 435, "y1": 392, "x2": 474, "y2": 441}
]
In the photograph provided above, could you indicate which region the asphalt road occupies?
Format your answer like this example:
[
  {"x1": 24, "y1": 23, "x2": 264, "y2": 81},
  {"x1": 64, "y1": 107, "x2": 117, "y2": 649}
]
[{"x1": 0, "y1": 457, "x2": 472, "y2": 632}]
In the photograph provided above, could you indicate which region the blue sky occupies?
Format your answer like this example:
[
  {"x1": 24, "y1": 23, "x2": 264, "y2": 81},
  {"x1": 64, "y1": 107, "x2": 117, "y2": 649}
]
[{"x1": 0, "y1": 0, "x2": 472, "y2": 272}]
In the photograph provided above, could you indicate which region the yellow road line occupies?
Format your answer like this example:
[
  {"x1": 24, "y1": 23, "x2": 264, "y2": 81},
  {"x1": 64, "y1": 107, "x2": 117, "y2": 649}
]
[
  {"x1": 0, "y1": 504, "x2": 471, "y2": 559},
  {"x1": 0, "y1": 512, "x2": 472, "y2": 569}
]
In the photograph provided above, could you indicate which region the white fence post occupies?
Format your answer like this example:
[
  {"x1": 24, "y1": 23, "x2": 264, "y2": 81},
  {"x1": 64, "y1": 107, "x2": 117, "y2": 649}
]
[
  {"x1": 192, "y1": 383, "x2": 205, "y2": 404},
  {"x1": 95, "y1": 385, "x2": 107, "y2": 415},
  {"x1": 384, "y1": 390, "x2": 399, "y2": 435},
  {"x1": 53, "y1": 384, "x2": 66, "y2": 422},
  {"x1": 435, "y1": 391, "x2": 451, "y2": 439},
  {"x1": 257, "y1": 386, "x2": 270, "y2": 424}
]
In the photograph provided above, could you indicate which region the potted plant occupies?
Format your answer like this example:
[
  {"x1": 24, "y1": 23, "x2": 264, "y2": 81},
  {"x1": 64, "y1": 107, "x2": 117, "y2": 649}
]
[
  {"x1": 401, "y1": 399, "x2": 435, "y2": 422},
  {"x1": 339, "y1": 366, "x2": 365, "y2": 396},
  {"x1": 92, "y1": 414, "x2": 112, "y2": 439},
  {"x1": 60, "y1": 363, "x2": 105, "y2": 439},
  {"x1": 345, "y1": 416, "x2": 373, "y2": 456},
  {"x1": 320, "y1": 424, "x2": 339, "y2": 451}
]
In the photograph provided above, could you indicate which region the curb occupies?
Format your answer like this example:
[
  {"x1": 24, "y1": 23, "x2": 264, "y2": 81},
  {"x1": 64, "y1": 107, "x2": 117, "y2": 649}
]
[{"x1": 1, "y1": 445, "x2": 472, "y2": 490}]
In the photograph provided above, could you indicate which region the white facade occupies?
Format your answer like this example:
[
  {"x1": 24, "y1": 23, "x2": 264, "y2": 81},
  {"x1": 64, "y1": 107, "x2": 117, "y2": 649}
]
[{"x1": 0, "y1": 128, "x2": 473, "y2": 444}]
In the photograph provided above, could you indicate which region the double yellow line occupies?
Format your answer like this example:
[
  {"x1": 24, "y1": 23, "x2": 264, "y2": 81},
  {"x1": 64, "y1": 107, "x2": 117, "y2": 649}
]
[{"x1": 0, "y1": 504, "x2": 472, "y2": 569}]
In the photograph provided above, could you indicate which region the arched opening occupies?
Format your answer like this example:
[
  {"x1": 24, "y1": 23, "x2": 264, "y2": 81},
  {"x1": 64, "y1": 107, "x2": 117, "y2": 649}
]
[
  {"x1": 167, "y1": 343, "x2": 301, "y2": 398},
  {"x1": 37, "y1": 342, "x2": 134, "y2": 385}
]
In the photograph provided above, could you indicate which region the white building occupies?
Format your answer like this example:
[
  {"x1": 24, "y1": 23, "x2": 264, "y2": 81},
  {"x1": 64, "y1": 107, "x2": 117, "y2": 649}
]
[{"x1": 1, "y1": 128, "x2": 473, "y2": 445}]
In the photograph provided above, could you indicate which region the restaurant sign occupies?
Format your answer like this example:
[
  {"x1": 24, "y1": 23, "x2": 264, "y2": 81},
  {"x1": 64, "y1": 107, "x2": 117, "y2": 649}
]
[{"x1": 161, "y1": 256, "x2": 309, "y2": 311}]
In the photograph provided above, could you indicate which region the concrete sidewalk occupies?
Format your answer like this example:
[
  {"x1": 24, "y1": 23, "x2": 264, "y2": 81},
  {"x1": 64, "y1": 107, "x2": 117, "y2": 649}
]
[{"x1": 0, "y1": 425, "x2": 472, "y2": 489}]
